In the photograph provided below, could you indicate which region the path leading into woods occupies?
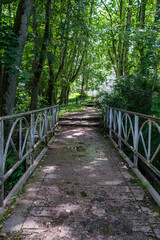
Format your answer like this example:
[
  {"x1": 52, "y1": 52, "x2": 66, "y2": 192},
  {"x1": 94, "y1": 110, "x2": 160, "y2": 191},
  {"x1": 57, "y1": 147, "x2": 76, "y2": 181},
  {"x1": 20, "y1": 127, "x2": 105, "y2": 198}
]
[{"x1": 1, "y1": 107, "x2": 160, "y2": 239}]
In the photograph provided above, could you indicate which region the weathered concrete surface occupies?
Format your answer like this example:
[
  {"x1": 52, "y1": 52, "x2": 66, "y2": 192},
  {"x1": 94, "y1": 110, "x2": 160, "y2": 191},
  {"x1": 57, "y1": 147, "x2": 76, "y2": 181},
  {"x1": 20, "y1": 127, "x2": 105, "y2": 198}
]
[
  {"x1": 1, "y1": 109, "x2": 160, "y2": 239},
  {"x1": 59, "y1": 107, "x2": 102, "y2": 127}
]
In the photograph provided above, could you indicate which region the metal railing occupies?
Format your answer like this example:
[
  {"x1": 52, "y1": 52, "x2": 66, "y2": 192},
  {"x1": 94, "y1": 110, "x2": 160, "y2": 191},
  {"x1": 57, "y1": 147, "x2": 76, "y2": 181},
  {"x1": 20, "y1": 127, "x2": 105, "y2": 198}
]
[
  {"x1": 104, "y1": 106, "x2": 160, "y2": 181},
  {"x1": 0, "y1": 105, "x2": 59, "y2": 207}
]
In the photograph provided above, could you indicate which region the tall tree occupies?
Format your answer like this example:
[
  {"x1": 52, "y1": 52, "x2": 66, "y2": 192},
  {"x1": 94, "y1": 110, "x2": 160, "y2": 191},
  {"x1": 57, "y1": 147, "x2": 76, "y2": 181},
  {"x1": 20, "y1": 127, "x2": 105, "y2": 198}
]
[
  {"x1": 124, "y1": 0, "x2": 132, "y2": 76},
  {"x1": 47, "y1": 0, "x2": 71, "y2": 105},
  {"x1": 30, "y1": 0, "x2": 51, "y2": 110},
  {"x1": 0, "y1": 0, "x2": 34, "y2": 116},
  {"x1": 139, "y1": 0, "x2": 147, "y2": 74},
  {"x1": 60, "y1": 0, "x2": 95, "y2": 104}
]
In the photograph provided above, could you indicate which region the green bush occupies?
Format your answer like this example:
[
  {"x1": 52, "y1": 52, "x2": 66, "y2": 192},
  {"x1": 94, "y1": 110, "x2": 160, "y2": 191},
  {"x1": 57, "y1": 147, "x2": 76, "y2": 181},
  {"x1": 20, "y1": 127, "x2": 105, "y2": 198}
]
[{"x1": 97, "y1": 74, "x2": 152, "y2": 115}]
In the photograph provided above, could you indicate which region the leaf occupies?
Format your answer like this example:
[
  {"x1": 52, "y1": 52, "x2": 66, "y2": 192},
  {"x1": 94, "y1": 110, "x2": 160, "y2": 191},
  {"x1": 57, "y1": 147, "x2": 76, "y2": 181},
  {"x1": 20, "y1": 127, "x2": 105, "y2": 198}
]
[
  {"x1": 66, "y1": 209, "x2": 71, "y2": 213},
  {"x1": 46, "y1": 221, "x2": 51, "y2": 225}
]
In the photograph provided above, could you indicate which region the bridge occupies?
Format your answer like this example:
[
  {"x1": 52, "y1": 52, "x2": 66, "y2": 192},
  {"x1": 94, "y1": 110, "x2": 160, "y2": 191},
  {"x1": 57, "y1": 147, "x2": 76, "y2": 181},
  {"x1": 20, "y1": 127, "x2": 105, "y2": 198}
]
[{"x1": 0, "y1": 105, "x2": 160, "y2": 239}]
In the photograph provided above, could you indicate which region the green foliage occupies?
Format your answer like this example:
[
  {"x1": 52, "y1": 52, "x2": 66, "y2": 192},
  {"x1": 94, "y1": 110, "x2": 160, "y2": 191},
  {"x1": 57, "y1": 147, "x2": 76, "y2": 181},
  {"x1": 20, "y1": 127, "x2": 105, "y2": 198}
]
[
  {"x1": 152, "y1": 95, "x2": 160, "y2": 116},
  {"x1": 0, "y1": 0, "x2": 160, "y2": 118},
  {"x1": 114, "y1": 75, "x2": 152, "y2": 114},
  {"x1": 59, "y1": 95, "x2": 93, "y2": 116},
  {"x1": 5, "y1": 163, "x2": 25, "y2": 194},
  {"x1": 97, "y1": 74, "x2": 152, "y2": 115},
  {"x1": 0, "y1": 24, "x2": 18, "y2": 71},
  {"x1": 4, "y1": 150, "x2": 26, "y2": 196}
]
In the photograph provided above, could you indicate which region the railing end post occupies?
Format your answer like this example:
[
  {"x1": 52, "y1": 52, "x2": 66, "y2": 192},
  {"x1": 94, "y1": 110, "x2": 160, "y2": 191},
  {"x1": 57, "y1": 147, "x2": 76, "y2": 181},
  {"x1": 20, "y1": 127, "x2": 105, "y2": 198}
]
[
  {"x1": 134, "y1": 115, "x2": 139, "y2": 167},
  {"x1": 104, "y1": 106, "x2": 106, "y2": 127},
  {"x1": 118, "y1": 111, "x2": 122, "y2": 149},
  {"x1": 134, "y1": 153, "x2": 138, "y2": 167},
  {"x1": 0, "y1": 175, "x2": 4, "y2": 207},
  {"x1": 0, "y1": 121, "x2": 4, "y2": 207},
  {"x1": 109, "y1": 108, "x2": 113, "y2": 137}
]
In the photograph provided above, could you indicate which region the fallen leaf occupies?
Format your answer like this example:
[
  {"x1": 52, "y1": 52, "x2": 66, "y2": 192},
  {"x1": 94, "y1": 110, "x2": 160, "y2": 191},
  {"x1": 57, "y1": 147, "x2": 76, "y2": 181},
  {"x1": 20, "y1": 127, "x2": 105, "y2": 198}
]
[
  {"x1": 66, "y1": 209, "x2": 71, "y2": 213},
  {"x1": 0, "y1": 233, "x2": 7, "y2": 237},
  {"x1": 46, "y1": 222, "x2": 51, "y2": 225},
  {"x1": 80, "y1": 190, "x2": 87, "y2": 197}
]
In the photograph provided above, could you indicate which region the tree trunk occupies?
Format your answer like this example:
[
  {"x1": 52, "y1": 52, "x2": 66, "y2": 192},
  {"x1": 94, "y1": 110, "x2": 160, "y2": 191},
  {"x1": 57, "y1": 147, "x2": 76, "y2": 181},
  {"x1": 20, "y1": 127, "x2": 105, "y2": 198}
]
[
  {"x1": 136, "y1": 0, "x2": 141, "y2": 27},
  {"x1": 32, "y1": 0, "x2": 38, "y2": 73},
  {"x1": 64, "y1": 88, "x2": 69, "y2": 105},
  {"x1": 151, "y1": 0, "x2": 160, "y2": 96},
  {"x1": 140, "y1": 0, "x2": 147, "y2": 29},
  {"x1": 54, "y1": 0, "x2": 71, "y2": 84},
  {"x1": 139, "y1": 0, "x2": 147, "y2": 74},
  {"x1": 81, "y1": 72, "x2": 85, "y2": 98},
  {"x1": 101, "y1": 0, "x2": 118, "y2": 76},
  {"x1": 69, "y1": 46, "x2": 86, "y2": 84},
  {"x1": 117, "y1": 0, "x2": 123, "y2": 77},
  {"x1": 67, "y1": 89, "x2": 69, "y2": 104},
  {"x1": 124, "y1": 0, "x2": 132, "y2": 76},
  {"x1": 60, "y1": 86, "x2": 65, "y2": 105},
  {"x1": 47, "y1": 53, "x2": 57, "y2": 105},
  {"x1": 0, "y1": 0, "x2": 33, "y2": 116},
  {"x1": 30, "y1": 0, "x2": 51, "y2": 110},
  {"x1": 69, "y1": 0, "x2": 94, "y2": 85}
]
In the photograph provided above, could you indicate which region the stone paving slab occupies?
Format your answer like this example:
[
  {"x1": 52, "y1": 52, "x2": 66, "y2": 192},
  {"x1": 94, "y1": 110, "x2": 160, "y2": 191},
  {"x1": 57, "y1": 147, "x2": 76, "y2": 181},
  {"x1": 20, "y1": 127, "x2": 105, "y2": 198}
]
[
  {"x1": 59, "y1": 120, "x2": 101, "y2": 127},
  {"x1": 59, "y1": 116, "x2": 101, "y2": 121},
  {"x1": 1, "y1": 109, "x2": 160, "y2": 239},
  {"x1": 59, "y1": 107, "x2": 102, "y2": 127}
]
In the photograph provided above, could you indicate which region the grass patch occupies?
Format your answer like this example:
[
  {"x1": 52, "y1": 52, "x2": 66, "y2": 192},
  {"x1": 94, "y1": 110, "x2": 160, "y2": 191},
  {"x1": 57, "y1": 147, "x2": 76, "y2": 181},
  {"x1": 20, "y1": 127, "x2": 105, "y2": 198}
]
[
  {"x1": 59, "y1": 96, "x2": 94, "y2": 117},
  {"x1": 59, "y1": 103, "x2": 85, "y2": 117},
  {"x1": 0, "y1": 207, "x2": 11, "y2": 229}
]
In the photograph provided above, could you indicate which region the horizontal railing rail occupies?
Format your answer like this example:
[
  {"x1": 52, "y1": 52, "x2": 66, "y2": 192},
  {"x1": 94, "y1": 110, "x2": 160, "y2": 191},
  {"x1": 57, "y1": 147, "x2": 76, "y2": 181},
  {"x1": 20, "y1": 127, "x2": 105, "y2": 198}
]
[
  {"x1": 104, "y1": 105, "x2": 160, "y2": 185},
  {"x1": 104, "y1": 106, "x2": 160, "y2": 123},
  {"x1": 0, "y1": 105, "x2": 59, "y2": 207}
]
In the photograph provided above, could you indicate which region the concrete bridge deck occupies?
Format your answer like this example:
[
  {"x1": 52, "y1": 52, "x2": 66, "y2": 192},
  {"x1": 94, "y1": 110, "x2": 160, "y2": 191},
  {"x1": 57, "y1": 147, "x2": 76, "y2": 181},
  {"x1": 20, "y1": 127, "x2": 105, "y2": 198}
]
[{"x1": 1, "y1": 108, "x2": 160, "y2": 239}]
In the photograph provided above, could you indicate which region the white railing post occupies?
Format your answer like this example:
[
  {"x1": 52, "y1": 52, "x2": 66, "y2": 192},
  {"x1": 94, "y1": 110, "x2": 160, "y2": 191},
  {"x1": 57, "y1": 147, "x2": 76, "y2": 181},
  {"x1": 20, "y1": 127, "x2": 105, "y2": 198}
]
[
  {"x1": 56, "y1": 106, "x2": 59, "y2": 124},
  {"x1": 52, "y1": 107, "x2": 56, "y2": 127},
  {"x1": 52, "y1": 107, "x2": 56, "y2": 136},
  {"x1": 0, "y1": 105, "x2": 60, "y2": 207},
  {"x1": 0, "y1": 121, "x2": 4, "y2": 207},
  {"x1": 118, "y1": 111, "x2": 122, "y2": 149},
  {"x1": 104, "y1": 106, "x2": 106, "y2": 127},
  {"x1": 19, "y1": 119, "x2": 22, "y2": 159},
  {"x1": 109, "y1": 108, "x2": 113, "y2": 137},
  {"x1": 134, "y1": 115, "x2": 139, "y2": 167},
  {"x1": 147, "y1": 121, "x2": 151, "y2": 162},
  {"x1": 30, "y1": 112, "x2": 35, "y2": 165},
  {"x1": 44, "y1": 110, "x2": 48, "y2": 146}
]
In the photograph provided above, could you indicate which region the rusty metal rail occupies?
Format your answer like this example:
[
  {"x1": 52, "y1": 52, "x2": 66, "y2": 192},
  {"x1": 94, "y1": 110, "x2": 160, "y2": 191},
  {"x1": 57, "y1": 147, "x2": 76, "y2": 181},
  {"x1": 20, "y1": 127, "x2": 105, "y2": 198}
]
[
  {"x1": 104, "y1": 106, "x2": 160, "y2": 185},
  {"x1": 0, "y1": 105, "x2": 59, "y2": 207}
]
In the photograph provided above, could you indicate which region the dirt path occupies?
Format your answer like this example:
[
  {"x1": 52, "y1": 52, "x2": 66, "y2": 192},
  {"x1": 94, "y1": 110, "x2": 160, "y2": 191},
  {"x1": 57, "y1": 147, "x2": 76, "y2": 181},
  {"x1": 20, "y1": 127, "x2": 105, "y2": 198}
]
[{"x1": 1, "y1": 108, "x2": 160, "y2": 239}]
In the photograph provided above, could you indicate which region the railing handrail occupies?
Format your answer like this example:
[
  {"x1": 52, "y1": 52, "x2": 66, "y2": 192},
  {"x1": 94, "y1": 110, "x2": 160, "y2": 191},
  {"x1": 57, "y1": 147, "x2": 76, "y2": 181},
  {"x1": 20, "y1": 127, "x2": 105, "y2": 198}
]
[
  {"x1": 0, "y1": 105, "x2": 59, "y2": 121},
  {"x1": 104, "y1": 105, "x2": 160, "y2": 175},
  {"x1": 104, "y1": 105, "x2": 160, "y2": 206},
  {"x1": 106, "y1": 105, "x2": 160, "y2": 123},
  {"x1": 0, "y1": 104, "x2": 59, "y2": 207}
]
